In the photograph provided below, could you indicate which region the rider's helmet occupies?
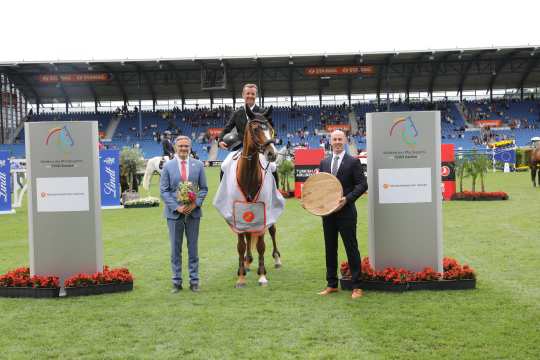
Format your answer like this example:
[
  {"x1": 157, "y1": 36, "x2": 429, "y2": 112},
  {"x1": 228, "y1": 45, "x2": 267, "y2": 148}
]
[{"x1": 223, "y1": 132, "x2": 242, "y2": 150}]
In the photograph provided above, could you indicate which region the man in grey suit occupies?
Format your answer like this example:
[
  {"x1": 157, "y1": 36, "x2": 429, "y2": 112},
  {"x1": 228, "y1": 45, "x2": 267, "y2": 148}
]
[{"x1": 160, "y1": 135, "x2": 208, "y2": 293}]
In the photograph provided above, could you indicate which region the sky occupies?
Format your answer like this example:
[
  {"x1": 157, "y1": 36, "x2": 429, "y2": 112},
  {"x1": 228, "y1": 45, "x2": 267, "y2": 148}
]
[{"x1": 1, "y1": 0, "x2": 539, "y2": 62}]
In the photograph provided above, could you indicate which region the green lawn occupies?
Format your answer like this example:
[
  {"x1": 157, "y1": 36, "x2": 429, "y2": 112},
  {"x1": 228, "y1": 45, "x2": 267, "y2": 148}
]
[{"x1": 1, "y1": 168, "x2": 539, "y2": 359}]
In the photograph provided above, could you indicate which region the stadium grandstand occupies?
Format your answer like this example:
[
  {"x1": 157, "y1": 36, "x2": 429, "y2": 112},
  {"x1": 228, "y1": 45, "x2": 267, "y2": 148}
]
[{"x1": 2, "y1": 46, "x2": 540, "y2": 159}]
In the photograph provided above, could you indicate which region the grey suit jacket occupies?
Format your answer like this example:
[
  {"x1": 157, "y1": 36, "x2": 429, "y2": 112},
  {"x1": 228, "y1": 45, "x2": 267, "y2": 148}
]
[{"x1": 160, "y1": 157, "x2": 208, "y2": 220}]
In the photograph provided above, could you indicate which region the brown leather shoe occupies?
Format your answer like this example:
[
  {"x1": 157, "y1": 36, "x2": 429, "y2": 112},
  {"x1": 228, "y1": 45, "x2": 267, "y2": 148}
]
[
  {"x1": 318, "y1": 287, "x2": 339, "y2": 296},
  {"x1": 351, "y1": 288, "x2": 363, "y2": 299}
]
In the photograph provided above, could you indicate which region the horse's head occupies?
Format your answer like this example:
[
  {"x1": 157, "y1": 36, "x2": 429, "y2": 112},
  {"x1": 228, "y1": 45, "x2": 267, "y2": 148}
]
[{"x1": 245, "y1": 105, "x2": 277, "y2": 162}]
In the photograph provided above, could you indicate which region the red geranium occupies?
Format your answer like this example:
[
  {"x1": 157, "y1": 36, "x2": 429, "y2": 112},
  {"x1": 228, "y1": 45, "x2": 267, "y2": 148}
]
[
  {"x1": 340, "y1": 257, "x2": 476, "y2": 284},
  {"x1": 64, "y1": 266, "x2": 133, "y2": 288},
  {"x1": 0, "y1": 267, "x2": 59, "y2": 288}
]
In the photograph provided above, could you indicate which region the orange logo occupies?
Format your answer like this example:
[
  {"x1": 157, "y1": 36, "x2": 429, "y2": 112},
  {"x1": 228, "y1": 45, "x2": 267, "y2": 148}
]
[
  {"x1": 383, "y1": 183, "x2": 390, "y2": 189},
  {"x1": 242, "y1": 211, "x2": 255, "y2": 223}
]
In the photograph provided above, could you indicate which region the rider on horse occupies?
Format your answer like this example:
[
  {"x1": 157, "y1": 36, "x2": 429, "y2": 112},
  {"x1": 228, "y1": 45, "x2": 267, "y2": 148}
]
[
  {"x1": 218, "y1": 83, "x2": 278, "y2": 184},
  {"x1": 162, "y1": 130, "x2": 175, "y2": 159}
]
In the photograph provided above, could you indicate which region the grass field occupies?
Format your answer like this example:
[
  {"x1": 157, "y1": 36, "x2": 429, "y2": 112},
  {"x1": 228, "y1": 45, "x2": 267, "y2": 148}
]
[{"x1": 1, "y1": 168, "x2": 539, "y2": 359}]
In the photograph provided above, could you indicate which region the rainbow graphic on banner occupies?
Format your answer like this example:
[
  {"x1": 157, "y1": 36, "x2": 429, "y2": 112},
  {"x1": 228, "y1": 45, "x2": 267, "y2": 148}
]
[
  {"x1": 389, "y1": 116, "x2": 418, "y2": 148},
  {"x1": 45, "y1": 126, "x2": 74, "y2": 153}
]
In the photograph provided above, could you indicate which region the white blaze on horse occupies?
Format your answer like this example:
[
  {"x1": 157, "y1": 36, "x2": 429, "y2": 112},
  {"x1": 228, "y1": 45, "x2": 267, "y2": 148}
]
[
  {"x1": 142, "y1": 155, "x2": 172, "y2": 192},
  {"x1": 213, "y1": 105, "x2": 285, "y2": 288}
]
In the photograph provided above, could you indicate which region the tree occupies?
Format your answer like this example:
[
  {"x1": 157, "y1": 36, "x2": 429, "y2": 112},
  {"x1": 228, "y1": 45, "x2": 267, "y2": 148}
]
[
  {"x1": 465, "y1": 152, "x2": 480, "y2": 192},
  {"x1": 277, "y1": 159, "x2": 294, "y2": 193},
  {"x1": 120, "y1": 147, "x2": 144, "y2": 192},
  {"x1": 475, "y1": 154, "x2": 492, "y2": 192},
  {"x1": 455, "y1": 157, "x2": 468, "y2": 193}
]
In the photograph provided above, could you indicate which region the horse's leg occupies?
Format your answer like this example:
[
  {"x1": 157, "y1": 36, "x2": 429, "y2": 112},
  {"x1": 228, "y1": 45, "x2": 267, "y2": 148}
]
[
  {"x1": 256, "y1": 234, "x2": 268, "y2": 286},
  {"x1": 236, "y1": 234, "x2": 247, "y2": 288},
  {"x1": 244, "y1": 234, "x2": 253, "y2": 271},
  {"x1": 268, "y1": 225, "x2": 282, "y2": 269},
  {"x1": 531, "y1": 164, "x2": 537, "y2": 187}
]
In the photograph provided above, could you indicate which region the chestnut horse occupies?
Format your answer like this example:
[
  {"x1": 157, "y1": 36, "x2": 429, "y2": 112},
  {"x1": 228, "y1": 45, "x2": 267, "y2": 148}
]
[
  {"x1": 235, "y1": 106, "x2": 281, "y2": 288},
  {"x1": 530, "y1": 141, "x2": 540, "y2": 186}
]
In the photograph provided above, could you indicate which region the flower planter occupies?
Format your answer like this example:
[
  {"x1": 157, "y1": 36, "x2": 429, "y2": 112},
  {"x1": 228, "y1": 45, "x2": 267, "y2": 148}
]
[
  {"x1": 0, "y1": 287, "x2": 60, "y2": 298},
  {"x1": 340, "y1": 278, "x2": 476, "y2": 292},
  {"x1": 123, "y1": 203, "x2": 159, "y2": 209},
  {"x1": 65, "y1": 282, "x2": 133, "y2": 297},
  {"x1": 451, "y1": 192, "x2": 508, "y2": 201}
]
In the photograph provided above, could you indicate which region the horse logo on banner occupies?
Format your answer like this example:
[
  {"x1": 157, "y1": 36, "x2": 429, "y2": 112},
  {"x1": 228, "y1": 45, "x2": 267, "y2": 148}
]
[
  {"x1": 45, "y1": 126, "x2": 75, "y2": 153},
  {"x1": 390, "y1": 116, "x2": 418, "y2": 148}
]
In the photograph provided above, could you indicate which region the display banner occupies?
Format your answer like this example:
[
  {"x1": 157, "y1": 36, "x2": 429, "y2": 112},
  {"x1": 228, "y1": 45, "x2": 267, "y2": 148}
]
[
  {"x1": 441, "y1": 144, "x2": 456, "y2": 201},
  {"x1": 304, "y1": 65, "x2": 376, "y2": 76},
  {"x1": 367, "y1": 111, "x2": 443, "y2": 272},
  {"x1": 99, "y1": 150, "x2": 122, "y2": 208},
  {"x1": 38, "y1": 73, "x2": 112, "y2": 83},
  {"x1": 25, "y1": 122, "x2": 103, "y2": 284},
  {"x1": 0, "y1": 151, "x2": 14, "y2": 214},
  {"x1": 326, "y1": 124, "x2": 351, "y2": 133},
  {"x1": 294, "y1": 148, "x2": 325, "y2": 198},
  {"x1": 475, "y1": 120, "x2": 502, "y2": 127}
]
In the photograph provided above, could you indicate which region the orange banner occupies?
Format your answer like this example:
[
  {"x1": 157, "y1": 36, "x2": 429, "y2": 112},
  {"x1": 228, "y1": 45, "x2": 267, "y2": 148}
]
[
  {"x1": 38, "y1": 73, "x2": 112, "y2": 83},
  {"x1": 304, "y1": 66, "x2": 375, "y2": 77},
  {"x1": 326, "y1": 124, "x2": 351, "y2": 132},
  {"x1": 475, "y1": 120, "x2": 502, "y2": 127},
  {"x1": 207, "y1": 128, "x2": 223, "y2": 138}
]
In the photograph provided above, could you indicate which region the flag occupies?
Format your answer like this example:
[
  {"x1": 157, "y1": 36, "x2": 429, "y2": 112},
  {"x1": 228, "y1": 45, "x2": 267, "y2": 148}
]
[{"x1": 493, "y1": 149, "x2": 516, "y2": 164}]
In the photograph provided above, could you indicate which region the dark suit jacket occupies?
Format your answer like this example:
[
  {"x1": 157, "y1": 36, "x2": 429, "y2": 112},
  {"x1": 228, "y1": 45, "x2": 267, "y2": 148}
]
[
  {"x1": 319, "y1": 153, "x2": 368, "y2": 219},
  {"x1": 162, "y1": 138, "x2": 174, "y2": 157},
  {"x1": 219, "y1": 106, "x2": 274, "y2": 147}
]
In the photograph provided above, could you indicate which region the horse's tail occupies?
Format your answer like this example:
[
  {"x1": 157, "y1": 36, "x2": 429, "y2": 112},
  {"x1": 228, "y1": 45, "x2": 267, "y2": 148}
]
[{"x1": 142, "y1": 159, "x2": 155, "y2": 192}]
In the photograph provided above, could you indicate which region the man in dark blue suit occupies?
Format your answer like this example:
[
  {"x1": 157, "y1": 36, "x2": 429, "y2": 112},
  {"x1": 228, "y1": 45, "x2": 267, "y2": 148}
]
[
  {"x1": 160, "y1": 135, "x2": 208, "y2": 293},
  {"x1": 318, "y1": 130, "x2": 367, "y2": 299}
]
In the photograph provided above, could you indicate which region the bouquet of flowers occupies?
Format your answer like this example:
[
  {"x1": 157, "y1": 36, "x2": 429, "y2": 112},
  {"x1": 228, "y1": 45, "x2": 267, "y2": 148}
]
[{"x1": 177, "y1": 181, "x2": 197, "y2": 205}]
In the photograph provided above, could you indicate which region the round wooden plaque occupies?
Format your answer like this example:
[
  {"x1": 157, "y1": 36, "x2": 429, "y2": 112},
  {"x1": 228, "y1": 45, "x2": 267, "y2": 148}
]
[{"x1": 301, "y1": 172, "x2": 343, "y2": 216}]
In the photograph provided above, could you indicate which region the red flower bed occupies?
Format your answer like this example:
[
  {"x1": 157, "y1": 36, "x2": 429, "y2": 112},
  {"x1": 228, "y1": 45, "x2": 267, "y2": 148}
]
[
  {"x1": 0, "y1": 267, "x2": 60, "y2": 289},
  {"x1": 64, "y1": 266, "x2": 133, "y2": 288},
  {"x1": 451, "y1": 191, "x2": 508, "y2": 201},
  {"x1": 340, "y1": 257, "x2": 476, "y2": 285}
]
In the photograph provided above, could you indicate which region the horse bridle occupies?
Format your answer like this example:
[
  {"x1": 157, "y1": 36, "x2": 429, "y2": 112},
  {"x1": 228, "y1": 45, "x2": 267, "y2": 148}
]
[{"x1": 245, "y1": 118, "x2": 276, "y2": 156}]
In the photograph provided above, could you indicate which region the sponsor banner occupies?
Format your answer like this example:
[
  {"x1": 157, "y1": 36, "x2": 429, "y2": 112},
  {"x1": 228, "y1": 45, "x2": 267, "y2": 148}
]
[
  {"x1": 489, "y1": 139, "x2": 514, "y2": 148},
  {"x1": 0, "y1": 151, "x2": 12, "y2": 213},
  {"x1": 441, "y1": 144, "x2": 455, "y2": 200},
  {"x1": 36, "y1": 177, "x2": 90, "y2": 212},
  {"x1": 475, "y1": 120, "x2": 502, "y2": 127},
  {"x1": 294, "y1": 148, "x2": 325, "y2": 198},
  {"x1": 99, "y1": 150, "x2": 121, "y2": 207},
  {"x1": 378, "y1": 167, "x2": 432, "y2": 204},
  {"x1": 326, "y1": 124, "x2": 351, "y2": 132},
  {"x1": 207, "y1": 128, "x2": 224, "y2": 138},
  {"x1": 304, "y1": 65, "x2": 375, "y2": 76},
  {"x1": 37, "y1": 73, "x2": 112, "y2": 83}
]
